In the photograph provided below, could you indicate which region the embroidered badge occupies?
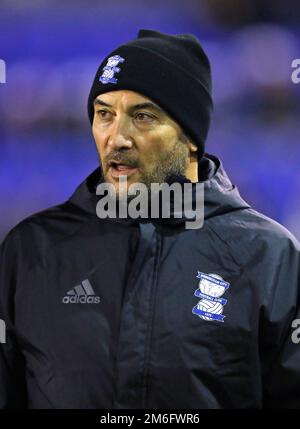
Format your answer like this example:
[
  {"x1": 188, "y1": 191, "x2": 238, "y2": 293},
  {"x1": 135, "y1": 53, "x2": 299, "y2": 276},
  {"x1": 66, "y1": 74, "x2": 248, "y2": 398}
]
[
  {"x1": 192, "y1": 271, "x2": 230, "y2": 323},
  {"x1": 99, "y1": 55, "x2": 125, "y2": 84}
]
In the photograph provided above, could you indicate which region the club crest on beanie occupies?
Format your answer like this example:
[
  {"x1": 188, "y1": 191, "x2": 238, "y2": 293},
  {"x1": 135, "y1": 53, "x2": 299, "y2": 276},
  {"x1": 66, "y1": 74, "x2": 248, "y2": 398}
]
[{"x1": 87, "y1": 29, "x2": 213, "y2": 160}]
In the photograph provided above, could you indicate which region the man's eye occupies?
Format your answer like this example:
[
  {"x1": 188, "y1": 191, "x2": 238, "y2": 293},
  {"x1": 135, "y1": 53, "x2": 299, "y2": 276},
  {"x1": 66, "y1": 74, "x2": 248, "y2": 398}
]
[
  {"x1": 96, "y1": 110, "x2": 111, "y2": 119},
  {"x1": 134, "y1": 112, "x2": 155, "y2": 122}
]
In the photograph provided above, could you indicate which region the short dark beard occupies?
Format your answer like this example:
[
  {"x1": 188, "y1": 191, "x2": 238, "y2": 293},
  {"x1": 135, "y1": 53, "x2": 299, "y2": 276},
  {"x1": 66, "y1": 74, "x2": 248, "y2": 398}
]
[{"x1": 140, "y1": 137, "x2": 189, "y2": 189}]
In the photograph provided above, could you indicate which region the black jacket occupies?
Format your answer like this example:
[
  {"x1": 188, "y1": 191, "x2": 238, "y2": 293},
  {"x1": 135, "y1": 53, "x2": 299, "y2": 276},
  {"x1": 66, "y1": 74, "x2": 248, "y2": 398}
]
[{"x1": 0, "y1": 154, "x2": 300, "y2": 409}]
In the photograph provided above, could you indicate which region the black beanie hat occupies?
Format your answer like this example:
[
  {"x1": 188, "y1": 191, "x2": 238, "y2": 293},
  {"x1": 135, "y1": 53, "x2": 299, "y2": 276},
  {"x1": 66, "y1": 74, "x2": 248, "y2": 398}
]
[{"x1": 87, "y1": 29, "x2": 213, "y2": 160}]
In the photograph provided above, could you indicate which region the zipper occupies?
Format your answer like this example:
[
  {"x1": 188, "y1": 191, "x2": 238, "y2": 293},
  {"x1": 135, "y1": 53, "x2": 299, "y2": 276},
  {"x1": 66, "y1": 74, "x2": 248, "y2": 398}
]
[
  {"x1": 112, "y1": 220, "x2": 158, "y2": 408},
  {"x1": 141, "y1": 227, "x2": 162, "y2": 408}
]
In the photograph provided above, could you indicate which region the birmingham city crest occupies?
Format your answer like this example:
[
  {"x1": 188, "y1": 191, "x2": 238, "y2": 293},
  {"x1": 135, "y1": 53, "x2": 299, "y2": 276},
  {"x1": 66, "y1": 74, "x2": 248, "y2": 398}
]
[
  {"x1": 192, "y1": 271, "x2": 230, "y2": 323},
  {"x1": 99, "y1": 55, "x2": 125, "y2": 84}
]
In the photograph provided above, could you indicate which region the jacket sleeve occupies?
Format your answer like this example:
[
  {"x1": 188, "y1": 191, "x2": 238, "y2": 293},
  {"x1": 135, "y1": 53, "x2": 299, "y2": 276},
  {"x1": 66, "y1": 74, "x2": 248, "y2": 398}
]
[
  {"x1": 260, "y1": 231, "x2": 300, "y2": 408},
  {"x1": 0, "y1": 229, "x2": 27, "y2": 408}
]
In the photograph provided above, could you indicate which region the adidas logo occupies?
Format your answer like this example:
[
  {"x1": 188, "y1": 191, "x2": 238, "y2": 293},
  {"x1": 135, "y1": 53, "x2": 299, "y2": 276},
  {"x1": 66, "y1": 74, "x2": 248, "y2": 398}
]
[{"x1": 62, "y1": 279, "x2": 101, "y2": 304}]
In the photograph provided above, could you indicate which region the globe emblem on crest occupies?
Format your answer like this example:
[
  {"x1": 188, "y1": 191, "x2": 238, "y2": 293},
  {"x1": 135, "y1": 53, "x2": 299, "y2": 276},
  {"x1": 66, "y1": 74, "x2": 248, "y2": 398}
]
[
  {"x1": 106, "y1": 55, "x2": 123, "y2": 67},
  {"x1": 199, "y1": 273, "x2": 226, "y2": 298}
]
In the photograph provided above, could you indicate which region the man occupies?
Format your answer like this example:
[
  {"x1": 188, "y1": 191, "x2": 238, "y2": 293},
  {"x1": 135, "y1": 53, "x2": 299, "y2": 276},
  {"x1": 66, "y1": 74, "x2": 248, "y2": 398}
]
[{"x1": 0, "y1": 29, "x2": 300, "y2": 409}]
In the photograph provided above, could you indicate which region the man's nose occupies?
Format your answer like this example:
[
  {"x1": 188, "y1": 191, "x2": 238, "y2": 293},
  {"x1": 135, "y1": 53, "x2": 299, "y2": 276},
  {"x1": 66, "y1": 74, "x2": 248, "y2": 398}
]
[{"x1": 107, "y1": 116, "x2": 134, "y2": 150}]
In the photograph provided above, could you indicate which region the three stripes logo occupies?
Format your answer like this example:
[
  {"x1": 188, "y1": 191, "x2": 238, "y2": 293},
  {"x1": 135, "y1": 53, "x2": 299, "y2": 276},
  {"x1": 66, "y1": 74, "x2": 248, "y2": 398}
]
[{"x1": 62, "y1": 279, "x2": 101, "y2": 304}]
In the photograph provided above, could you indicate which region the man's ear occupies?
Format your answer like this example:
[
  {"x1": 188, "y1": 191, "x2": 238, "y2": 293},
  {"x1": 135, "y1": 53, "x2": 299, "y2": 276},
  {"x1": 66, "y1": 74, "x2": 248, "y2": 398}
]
[
  {"x1": 180, "y1": 132, "x2": 197, "y2": 154},
  {"x1": 187, "y1": 141, "x2": 198, "y2": 154}
]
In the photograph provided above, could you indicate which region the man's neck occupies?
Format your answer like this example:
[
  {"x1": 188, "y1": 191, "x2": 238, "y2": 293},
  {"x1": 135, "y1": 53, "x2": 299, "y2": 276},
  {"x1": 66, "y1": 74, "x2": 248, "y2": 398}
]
[{"x1": 185, "y1": 159, "x2": 198, "y2": 183}]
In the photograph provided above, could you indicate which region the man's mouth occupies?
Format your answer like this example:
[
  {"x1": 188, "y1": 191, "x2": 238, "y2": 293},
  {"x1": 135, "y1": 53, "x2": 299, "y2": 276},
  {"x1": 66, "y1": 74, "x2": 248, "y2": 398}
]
[{"x1": 108, "y1": 161, "x2": 139, "y2": 178}]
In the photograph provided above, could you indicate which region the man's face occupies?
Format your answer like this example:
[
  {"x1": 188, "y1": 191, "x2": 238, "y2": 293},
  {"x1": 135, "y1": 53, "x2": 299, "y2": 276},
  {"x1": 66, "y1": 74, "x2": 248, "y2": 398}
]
[{"x1": 92, "y1": 89, "x2": 192, "y2": 198}]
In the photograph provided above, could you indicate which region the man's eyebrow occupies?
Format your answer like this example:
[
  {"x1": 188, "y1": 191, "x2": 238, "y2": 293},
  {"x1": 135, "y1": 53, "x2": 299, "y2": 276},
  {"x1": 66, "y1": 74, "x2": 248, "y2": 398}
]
[
  {"x1": 131, "y1": 102, "x2": 164, "y2": 113},
  {"x1": 93, "y1": 99, "x2": 112, "y2": 108}
]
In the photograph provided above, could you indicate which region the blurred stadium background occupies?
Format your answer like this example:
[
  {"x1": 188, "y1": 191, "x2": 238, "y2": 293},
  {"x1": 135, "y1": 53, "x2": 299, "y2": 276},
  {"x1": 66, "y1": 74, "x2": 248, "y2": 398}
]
[{"x1": 0, "y1": 0, "x2": 299, "y2": 241}]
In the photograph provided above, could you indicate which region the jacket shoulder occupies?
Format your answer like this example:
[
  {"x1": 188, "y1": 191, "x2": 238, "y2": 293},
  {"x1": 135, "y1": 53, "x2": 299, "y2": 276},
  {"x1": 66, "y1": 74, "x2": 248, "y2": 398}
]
[
  {"x1": 207, "y1": 207, "x2": 300, "y2": 267},
  {"x1": 0, "y1": 201, "x2": 93, "y2": 266}
]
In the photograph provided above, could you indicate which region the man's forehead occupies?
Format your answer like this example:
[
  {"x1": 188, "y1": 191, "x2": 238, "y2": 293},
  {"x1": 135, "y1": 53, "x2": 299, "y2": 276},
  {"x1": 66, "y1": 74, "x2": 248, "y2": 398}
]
[{"x1": 93, "y1": 89, "x2": 162, "y2": 110}]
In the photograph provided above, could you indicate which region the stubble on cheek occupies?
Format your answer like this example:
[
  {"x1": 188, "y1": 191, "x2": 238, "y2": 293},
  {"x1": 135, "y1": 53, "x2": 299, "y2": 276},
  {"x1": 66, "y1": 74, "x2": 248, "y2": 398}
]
[{"x1": 140, "y1": 140, "x2": 189, "y2": 187}]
